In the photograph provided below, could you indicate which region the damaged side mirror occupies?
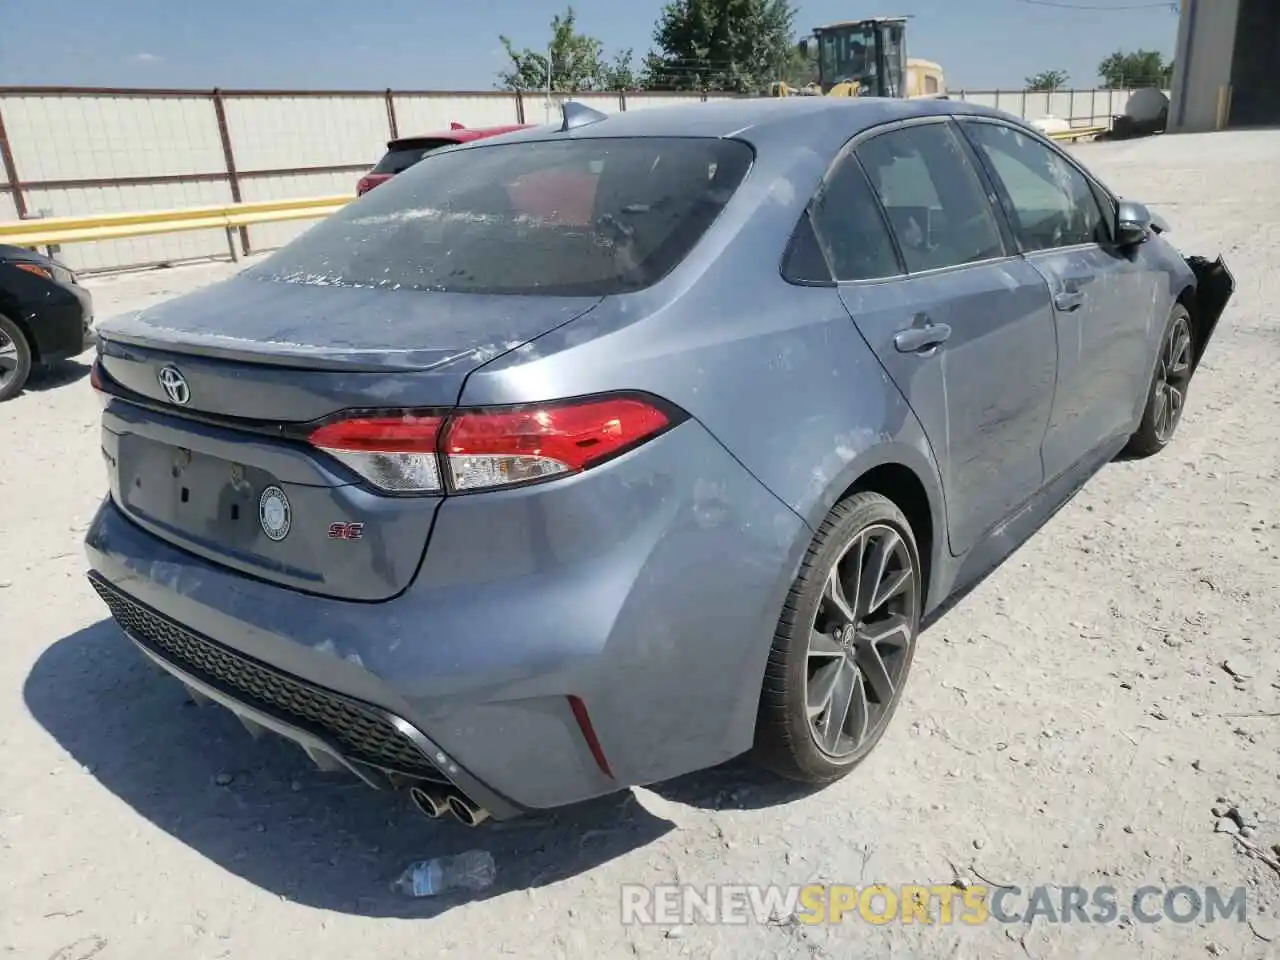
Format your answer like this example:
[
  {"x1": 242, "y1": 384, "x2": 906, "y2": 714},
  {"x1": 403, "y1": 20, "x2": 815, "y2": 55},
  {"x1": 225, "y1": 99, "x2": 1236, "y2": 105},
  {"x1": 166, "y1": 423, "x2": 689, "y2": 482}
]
[{"x1": 1115, "y1": 200, "x2": 1152, "y2": 247}]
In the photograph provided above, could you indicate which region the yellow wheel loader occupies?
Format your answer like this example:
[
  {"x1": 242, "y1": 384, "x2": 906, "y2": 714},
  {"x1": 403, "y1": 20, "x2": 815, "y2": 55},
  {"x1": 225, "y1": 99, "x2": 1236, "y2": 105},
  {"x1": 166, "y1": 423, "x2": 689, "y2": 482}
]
[{"x1": 769, "y1": 17, "x2": 946, "y2": 99}]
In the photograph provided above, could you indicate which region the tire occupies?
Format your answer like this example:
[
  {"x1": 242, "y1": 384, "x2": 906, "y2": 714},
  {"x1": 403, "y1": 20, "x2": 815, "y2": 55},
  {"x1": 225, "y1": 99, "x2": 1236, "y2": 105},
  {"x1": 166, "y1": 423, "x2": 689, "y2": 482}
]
[
  {"x1": 753, "y1": 491, "x2": 923, "y2": 784},
  {"x1": 0, "y1": 314, "x2": 33, "y2": 403},
  {"x1": 1123, "y1": 304, "x2": 1194, "y2": 459}
]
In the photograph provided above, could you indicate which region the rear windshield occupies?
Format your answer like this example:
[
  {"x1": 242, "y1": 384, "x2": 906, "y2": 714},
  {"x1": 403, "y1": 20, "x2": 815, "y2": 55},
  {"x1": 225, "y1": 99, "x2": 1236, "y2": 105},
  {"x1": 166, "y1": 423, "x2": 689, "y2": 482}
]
[
  {"x1": 371, "y1": 139, "x2": 457, "y2": 174},
  {"x1": 254, "y1": 136, "x2": 754, "y2": 297}
]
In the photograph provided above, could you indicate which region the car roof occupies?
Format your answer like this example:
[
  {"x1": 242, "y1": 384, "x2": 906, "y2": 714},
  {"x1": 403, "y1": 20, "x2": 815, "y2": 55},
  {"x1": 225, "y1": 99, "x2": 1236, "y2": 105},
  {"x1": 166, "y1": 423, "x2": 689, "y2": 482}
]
[
  {"x1": 388, "y1": 124, "x2": 529, "y2": 149},
  {"x1": 455, "y1": 97, "x2": 1019, "y2": 158}
]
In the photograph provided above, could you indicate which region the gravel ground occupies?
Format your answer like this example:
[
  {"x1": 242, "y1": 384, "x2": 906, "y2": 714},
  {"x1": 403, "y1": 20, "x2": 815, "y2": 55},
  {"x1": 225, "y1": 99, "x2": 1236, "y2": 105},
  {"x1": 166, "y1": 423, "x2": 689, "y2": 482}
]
[{"x1": 1, "y1": 130, "x2": 1277, "y2": 960}]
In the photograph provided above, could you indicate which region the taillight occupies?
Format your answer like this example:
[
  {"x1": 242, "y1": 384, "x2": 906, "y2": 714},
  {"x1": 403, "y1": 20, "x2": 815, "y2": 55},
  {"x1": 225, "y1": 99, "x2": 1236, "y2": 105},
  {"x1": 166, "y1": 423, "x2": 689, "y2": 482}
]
[
  {"x1": 307, "y1": 394, "x2": 678, "y2": 494},
  {"x1": 89, "y1": 358, "x2": 110, "y2": 408},
  {"x1": 356, "y1": 177, "x2": 373, "y2": 196},
  {"x1": 309, "y1": 414, "x2": 445, "y2": 493},
  {"x1": 15, "y1": 262, "x2": 52, "y2": 280}
]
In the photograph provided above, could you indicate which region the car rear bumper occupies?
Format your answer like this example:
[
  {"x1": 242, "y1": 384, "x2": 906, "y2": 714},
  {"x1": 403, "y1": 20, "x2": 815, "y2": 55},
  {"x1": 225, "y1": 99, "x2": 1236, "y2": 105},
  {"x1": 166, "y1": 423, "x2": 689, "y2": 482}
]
[{"x1": 84, "y1": 419, "x2": 808, "y2": 817}]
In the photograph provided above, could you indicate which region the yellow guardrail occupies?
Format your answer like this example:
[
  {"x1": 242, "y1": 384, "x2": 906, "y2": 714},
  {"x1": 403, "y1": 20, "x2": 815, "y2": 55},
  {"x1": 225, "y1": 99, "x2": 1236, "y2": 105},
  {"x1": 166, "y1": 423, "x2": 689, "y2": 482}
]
[
  {"x1": 0, "y1": 195, "x2": 352, "y2": 252},
  {"x1": 1047, "y1": 125, "x2": 1108, "y2": 142}
]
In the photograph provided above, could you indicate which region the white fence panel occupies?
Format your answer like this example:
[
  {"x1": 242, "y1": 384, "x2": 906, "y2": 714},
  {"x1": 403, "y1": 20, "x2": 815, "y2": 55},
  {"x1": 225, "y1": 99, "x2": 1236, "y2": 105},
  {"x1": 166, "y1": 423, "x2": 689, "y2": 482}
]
[
  {"x1": 955, "y1": 91, "x2": 999, "y2": 110},
  {"x1": 1048, "y1": 91, "x2": 1074, "y2": 119},
  {"x1": 2, "y1": 94, "x2": 222, "y2": 183},
  {"x1": 0, "y1": 190, "x2": 16, "y2": 221},
  {"x1": 1022, "y1": 91, "x2": 1051, "y2": 122},
  {"x1": 562, "y1": 92, "x2": 624, "y2": 114},
  {"x1": 621, "y1": 93, "x2": 703, "y2": 111},
  {"x1": 392, "y1": 93, "x2": 520, "y2": 135},
  {"x1": 223, "y1": 94, "x2": 387, "y2": 171}
]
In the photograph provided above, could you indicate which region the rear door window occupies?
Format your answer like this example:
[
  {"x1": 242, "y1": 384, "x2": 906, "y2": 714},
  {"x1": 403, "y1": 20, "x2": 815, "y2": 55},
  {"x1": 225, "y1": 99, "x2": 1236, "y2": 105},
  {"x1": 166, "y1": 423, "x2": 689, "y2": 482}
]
[
  {"x1": 855, "y1": 122, "x2": 1006, "y2": 273},
  {"x1": 256, "y1": 137, "x2": 754, "y2": 297},
  {"x1": 371, "y1": 138, "x2": 459, "y2": 175}
]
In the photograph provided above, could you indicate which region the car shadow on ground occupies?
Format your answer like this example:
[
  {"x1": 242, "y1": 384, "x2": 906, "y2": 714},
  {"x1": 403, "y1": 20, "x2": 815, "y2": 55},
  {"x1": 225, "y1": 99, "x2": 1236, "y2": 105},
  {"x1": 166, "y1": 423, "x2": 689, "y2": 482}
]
[
  {"x1": 26, "y1": 359, "x2": 90, "y2": 392},
  {"x1": 24, "y1": 620, "x2": 816, "y2": 919}
]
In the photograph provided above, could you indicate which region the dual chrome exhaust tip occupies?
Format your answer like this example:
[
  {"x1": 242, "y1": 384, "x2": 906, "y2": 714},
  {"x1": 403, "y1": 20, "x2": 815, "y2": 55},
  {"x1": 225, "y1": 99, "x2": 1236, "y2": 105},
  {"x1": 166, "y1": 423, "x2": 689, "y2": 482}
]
[{"x1": 408, "y1": 784, "x2": 491, "y2": 827}]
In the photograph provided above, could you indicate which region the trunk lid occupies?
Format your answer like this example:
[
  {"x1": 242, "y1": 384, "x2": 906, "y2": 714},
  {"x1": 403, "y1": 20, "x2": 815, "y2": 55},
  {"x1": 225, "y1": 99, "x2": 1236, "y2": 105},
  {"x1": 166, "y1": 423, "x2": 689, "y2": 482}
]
[{"x1": 96, "y1": 274, "x2": 601, "y2": 601}]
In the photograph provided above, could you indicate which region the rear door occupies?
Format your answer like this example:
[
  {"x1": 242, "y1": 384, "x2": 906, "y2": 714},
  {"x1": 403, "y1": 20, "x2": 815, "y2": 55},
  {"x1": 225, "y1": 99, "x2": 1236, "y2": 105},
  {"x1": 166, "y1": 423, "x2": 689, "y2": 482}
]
[
  {"x1": 957, "y1": 118, "x2": 1157, "y2": 479},
  {"x1": 814, "y1": 118, "x2": 1058, "y2": 556}
]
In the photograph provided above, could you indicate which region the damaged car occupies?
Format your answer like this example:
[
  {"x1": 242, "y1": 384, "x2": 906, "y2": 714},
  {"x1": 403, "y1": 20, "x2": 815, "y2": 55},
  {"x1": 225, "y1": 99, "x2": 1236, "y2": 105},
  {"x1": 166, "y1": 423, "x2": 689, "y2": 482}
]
[{"x1": 84, "y1": 98, "x2": 1233, "y2": 826}]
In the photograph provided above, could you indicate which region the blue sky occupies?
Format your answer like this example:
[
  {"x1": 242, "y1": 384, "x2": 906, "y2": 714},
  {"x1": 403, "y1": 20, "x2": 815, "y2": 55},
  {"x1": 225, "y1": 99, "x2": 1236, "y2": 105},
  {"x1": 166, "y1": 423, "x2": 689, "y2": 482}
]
[{"x1": 0, "y1": 0, "x2": 1179, "y2": 91}]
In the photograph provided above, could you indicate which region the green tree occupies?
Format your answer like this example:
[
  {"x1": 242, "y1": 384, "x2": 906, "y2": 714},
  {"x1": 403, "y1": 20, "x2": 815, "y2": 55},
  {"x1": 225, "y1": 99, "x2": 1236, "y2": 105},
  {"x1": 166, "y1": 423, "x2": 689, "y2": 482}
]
[
  {"x1": 642, "y1": 0, "x2": 798, "y2": 93},
  {"x1": 1097, "y1": 49, "x2": 1173, "y2": 89},
  {"x1": 1025, "y1": 69, "x2": 1069, "y2": 91},
  {"x1": 497, "y1": 6, "x2": 636, "y2": 92},
  {"x1": 602, "y1": 50, "x2": 640, "y2": 90}
]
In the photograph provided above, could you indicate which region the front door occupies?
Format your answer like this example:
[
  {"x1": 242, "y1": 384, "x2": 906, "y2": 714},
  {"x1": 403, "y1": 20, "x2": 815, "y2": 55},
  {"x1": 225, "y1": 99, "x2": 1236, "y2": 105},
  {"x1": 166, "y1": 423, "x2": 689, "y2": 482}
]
[
  {"x1": 811, "y1": 119, "x2": 1059, "y2": 556},
  {"x1": 958, "y1": 118, "x2": 1157, "y2": 480}
]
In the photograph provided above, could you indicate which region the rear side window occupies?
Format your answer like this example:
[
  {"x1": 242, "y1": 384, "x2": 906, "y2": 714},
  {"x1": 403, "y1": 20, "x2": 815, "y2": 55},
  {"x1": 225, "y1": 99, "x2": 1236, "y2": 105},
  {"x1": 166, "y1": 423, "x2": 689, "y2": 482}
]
[
  {"x1": 256, "y1": 137, "x2": 753, "y2": 297},
  {"x1": 371, "y1": 138, "x2": 458, "y2": 174},
  {"x1": 807, "y1": 155, "x2": 902, "y2": 281},
  {"x1": 855, "y1": 122, "x2": 1005, "y2": 273}
]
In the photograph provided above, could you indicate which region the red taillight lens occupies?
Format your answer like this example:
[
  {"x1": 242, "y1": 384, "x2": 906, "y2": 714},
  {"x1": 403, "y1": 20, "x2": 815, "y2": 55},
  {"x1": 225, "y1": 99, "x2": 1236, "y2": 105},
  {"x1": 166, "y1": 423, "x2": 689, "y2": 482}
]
[
  {"x1": 15, "y1": 262, "x2": 52, "y2": 280},
  {"x1": 443, "y1": 397, "x2": 671, "y2": 491},
  {"x1": 309, "y1": 414, "x2": 445, "y2": 492},
  {"x1": 307, "y1": 395, "x2": 675, "y2": 494},
  {"x1": 89, "y1": 359, "x2": 110, "y2": 408},
  {"x1": 356, "y1": 177, "x2": 373, "y2": 196}
]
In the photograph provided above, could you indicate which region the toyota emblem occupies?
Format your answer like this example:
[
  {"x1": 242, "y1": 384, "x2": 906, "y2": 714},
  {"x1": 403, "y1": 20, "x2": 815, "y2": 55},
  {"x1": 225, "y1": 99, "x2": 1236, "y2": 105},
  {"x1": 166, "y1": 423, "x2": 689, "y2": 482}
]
[{"x1": 158, "y1": 365, "x2": 191, "y2": 405}]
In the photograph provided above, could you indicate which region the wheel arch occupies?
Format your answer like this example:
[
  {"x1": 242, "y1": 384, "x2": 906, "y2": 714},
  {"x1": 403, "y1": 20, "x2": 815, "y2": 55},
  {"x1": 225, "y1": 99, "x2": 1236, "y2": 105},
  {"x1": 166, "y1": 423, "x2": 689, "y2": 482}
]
[
  {"x1": 794, "y1": 438, "x2": 947, "y2": 614},
  {"x1": 0, "y1": 301, "x2": 39, "y2": 362},
  {"x1": 841, "y1": 462, "x2": 936, "y2": 609}
]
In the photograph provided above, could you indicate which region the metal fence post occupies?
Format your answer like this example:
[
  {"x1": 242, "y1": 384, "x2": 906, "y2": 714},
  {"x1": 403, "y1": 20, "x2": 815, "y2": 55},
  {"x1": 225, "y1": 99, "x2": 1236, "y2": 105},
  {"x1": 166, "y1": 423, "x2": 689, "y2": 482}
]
[
  {"x1": 211, "y1": 88, "x2": 250, "y2": 258},
  {"x1": 0, "y1": 101, "x2": 28, "y2": 219},
  {"x1": 384, "y1": 88, "x2": 399, "y2": 139}
]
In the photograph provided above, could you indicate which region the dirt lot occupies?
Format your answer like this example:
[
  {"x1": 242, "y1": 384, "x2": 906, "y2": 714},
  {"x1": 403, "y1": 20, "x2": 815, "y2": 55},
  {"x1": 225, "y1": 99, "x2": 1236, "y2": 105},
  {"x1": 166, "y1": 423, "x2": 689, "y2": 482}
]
[{"x1": 1, "y1": 130, "x2": 1277, "y2": 960}]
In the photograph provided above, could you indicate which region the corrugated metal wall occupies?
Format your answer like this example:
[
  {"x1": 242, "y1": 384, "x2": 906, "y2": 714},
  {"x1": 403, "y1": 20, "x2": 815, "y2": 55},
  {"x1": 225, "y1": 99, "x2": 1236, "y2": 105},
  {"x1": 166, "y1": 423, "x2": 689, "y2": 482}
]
[
  {"x1": 1228, "y1": 0, "x2": 1280, "y2": 127},
  {"x1": 0, "y1": 85, "x2": 1154, "y2": 272}
]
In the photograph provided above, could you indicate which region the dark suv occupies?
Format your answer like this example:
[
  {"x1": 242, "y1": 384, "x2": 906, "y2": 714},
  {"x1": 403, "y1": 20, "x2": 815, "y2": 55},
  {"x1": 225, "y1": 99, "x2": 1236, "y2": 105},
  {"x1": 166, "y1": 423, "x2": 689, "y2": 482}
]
[{"x1": 356, "y1": 122, "x2": 529, "y2": 195}]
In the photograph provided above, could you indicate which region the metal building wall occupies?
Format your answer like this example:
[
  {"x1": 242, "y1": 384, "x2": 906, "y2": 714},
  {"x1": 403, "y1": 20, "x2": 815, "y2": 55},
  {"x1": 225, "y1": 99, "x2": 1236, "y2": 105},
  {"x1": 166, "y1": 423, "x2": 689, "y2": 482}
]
[
  {"x1": 1228, "y1": 0, "x2": 1280, "y2": 127},
  {"x1": 1170, "y1": 0, "x2": 1242, "y2": 132}
]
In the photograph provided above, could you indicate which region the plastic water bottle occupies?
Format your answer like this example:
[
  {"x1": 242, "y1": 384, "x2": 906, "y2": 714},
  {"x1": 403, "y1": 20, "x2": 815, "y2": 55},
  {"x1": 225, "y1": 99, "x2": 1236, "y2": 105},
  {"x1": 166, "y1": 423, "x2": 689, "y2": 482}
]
[{"x1": 391, "y1": 850, "x2": 497, "y2": 897}]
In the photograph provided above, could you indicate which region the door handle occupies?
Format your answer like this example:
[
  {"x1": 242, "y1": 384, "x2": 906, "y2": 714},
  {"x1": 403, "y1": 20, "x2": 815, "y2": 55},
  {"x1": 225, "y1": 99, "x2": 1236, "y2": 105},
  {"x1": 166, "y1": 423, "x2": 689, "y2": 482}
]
[
  {"x1": 1054, "y1": 290, "x2": 1085, "y2": 312},
  {"x1": 893, "y1": 322, "x2": 952, "y2": 354}
]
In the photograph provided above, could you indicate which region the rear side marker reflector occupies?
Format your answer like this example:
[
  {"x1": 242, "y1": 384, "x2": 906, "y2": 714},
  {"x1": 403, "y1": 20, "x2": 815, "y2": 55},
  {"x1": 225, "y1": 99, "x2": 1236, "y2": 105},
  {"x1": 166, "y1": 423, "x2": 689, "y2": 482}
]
[
  {"x1": 307, "y1": 394, "x2": 678, "y2": 495},
  {"x1": 567, "y1": 694, "x2": 614, "y2": 779}
]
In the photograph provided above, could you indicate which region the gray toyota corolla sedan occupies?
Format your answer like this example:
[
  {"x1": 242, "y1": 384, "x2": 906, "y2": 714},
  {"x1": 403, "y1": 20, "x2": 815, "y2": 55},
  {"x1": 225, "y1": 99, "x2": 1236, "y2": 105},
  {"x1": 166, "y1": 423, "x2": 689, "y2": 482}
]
[{"x1": 85, "y1": 97, "x2": 1233, "y2": 826}]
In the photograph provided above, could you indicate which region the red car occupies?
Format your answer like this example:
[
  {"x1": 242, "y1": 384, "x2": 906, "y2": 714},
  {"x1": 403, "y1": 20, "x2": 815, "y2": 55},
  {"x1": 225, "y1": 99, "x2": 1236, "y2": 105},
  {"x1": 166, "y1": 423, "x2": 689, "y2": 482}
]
[{"x1": 356, "y1": 122, "x2": 529, "y2": 196}]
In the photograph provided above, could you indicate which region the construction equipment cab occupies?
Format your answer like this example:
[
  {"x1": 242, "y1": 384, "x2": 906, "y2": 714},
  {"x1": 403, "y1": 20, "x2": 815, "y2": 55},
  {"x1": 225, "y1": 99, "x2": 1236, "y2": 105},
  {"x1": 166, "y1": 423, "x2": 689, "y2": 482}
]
[{"x1": 804, "y1": 17, "x2": 907, "y2": 97}]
